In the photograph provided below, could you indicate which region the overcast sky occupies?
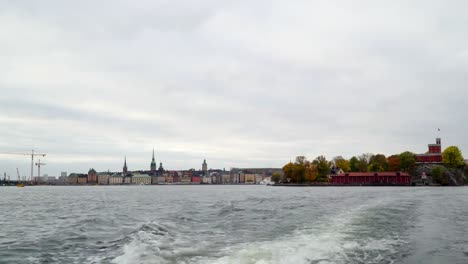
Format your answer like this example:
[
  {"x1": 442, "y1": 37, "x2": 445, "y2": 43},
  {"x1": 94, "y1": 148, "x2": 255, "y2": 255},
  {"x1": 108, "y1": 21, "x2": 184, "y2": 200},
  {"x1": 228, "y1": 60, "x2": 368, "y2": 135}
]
[{"x1": 1, "y1": 0, "x2": 467, "y2": 177}]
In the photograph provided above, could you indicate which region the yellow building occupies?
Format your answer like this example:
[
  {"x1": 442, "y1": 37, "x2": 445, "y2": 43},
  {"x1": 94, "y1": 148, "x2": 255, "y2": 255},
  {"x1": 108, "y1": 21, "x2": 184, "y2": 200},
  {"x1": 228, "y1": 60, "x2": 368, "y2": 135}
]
[{"x1": 132, "y1": 174, "x2": 151, "y2": 185}]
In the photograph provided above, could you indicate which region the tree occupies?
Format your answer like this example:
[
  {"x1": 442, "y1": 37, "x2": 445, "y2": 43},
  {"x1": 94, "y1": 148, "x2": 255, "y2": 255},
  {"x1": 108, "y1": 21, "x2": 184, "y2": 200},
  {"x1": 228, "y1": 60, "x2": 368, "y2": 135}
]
[
  {"x1": 313, "y1": 155, "x2": 330, "y2": 181},
  {"x1": 282, "y1": 156, "x2": 309, "y2": 183},
  {"x1": 282, "y1": 162, "x2": 295, "y2": 183},
  {"x1": 442, "y1": 146, "x2": 465, "y2": 168},
  {"x1": 350, "y1": 156, "x2": 359, "y2": 172},
  {"x1": 368, "y1": 154, "x2": 388, "y2": 172},
  {"x1": 357, "y1": 154, "x2": 373, "y2": 172},
  {"x1": 293, "y1": 163, "x2": 306, "y2": 183},
  {"x1": 295, "y1": 156, "x2": 306, "y2": 165},
  {"x1": 431, "y1": 166, "x2": 449, "y2": 185},
  {"x1": 399, "y1": 151, "x2": 416, "y2": 173},
  {"x1": 271, "y1": 172, "x2": 281, "y2": 183},
  {"x1": 304, "y1": 161, "x2": 318, "y2": 182},
  {"x1": 387, "y1": 155, "x2": 401, "y2": 172},
  {"x1": 334, "y1": 156, "x2": 351, "y2": 172}
]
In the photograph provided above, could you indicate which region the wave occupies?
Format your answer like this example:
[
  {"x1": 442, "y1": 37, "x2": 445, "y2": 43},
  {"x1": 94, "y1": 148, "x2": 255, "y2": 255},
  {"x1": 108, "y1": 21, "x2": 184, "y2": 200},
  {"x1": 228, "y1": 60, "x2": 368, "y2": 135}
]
[
  {"x1": 192, "y1": 199, "x2": 418, "y2": 264},
  {"x1": 106, "y1": 195, "x2": 419, "y2": 264}
]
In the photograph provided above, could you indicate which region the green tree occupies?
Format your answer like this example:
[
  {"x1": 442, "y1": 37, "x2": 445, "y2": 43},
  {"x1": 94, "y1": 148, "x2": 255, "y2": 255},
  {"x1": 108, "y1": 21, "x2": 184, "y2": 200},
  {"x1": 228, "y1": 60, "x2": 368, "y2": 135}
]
[
  {"x1": 313, "y1": 155, "x2": 330, "y2": 181},
  {"x1": 293, "y1": 163, "x2": 306, "y2": 183},
  {"x1": 399, "y1": 151, "x2": 416, "y2": 173},
  {"x1": 442, "y1": 146, "x2": 465, "y2": 168},
  {"x1": 271, "y1": 172, "x2": 281, "y2": 183},
  {"x1": 350, "y1": 156, "x2": 359, "y2": 172},
  {"x1": 358, "y1": 153, "x2": 373, "y2": 172},
  {"x1": 334, "y1": 156, "x2": 351, "y2": 172},
  {"x1": 431, "y1": 166, "x2": 449, "y2": 185},
  {"x1": 368, "y1": 154, "x2": 388, "y2": 172}
]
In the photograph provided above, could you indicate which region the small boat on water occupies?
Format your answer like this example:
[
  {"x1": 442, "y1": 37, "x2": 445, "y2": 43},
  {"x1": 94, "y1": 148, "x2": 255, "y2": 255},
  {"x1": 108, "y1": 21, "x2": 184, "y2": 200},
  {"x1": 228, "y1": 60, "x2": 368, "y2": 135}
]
[{"x1": 16, "y1": 183, "x2": 25, "y2": 188}]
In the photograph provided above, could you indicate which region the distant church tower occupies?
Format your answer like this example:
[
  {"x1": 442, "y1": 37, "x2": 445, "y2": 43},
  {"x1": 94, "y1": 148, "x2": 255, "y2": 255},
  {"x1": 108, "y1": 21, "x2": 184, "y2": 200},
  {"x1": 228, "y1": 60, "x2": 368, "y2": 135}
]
[
  {"x1": 202, "y1": 159, "x2": 207, "y2": 173},
  {"x1": 123, "y1": 156, "x2": 128, "y2": 175},
  {"x1": 150, "y1": 148, "x2": 157, "y2": 172},
  {"x1": 158, "y1": 162, "x2": 164, "y2": 172}
]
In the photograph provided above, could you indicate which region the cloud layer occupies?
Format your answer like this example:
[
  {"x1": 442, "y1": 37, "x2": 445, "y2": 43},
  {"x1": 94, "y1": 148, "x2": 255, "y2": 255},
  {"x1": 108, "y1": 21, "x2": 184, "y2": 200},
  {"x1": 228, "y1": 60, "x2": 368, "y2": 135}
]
[{"x1": 1, "y1": 0, "x2": 467, "y2": 176}]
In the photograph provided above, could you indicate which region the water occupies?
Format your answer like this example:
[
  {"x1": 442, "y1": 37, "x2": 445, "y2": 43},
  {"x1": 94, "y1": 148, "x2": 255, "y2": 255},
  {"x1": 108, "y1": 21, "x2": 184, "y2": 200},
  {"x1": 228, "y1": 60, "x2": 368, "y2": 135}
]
[{"x1": 1, "y1": 186, "x2": 467, "y2": 264}]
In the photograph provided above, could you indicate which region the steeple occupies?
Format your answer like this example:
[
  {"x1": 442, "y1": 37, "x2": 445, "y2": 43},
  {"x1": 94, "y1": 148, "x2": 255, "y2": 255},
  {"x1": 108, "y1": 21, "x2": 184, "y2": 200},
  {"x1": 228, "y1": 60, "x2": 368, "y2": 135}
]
[
  {"x1": 202, "y1": 159, "x2": 207, "y2": 173},
  {"x1": 123, "y1": 156, "x2": 128, "y2": 175},
  {"x1": 151, "y1": 147, "x2": 157, "y2": 171}
]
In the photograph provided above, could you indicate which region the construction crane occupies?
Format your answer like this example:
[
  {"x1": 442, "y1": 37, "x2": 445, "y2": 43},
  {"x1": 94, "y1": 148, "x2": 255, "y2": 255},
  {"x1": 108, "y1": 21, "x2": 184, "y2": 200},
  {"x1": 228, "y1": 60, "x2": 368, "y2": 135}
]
[
  {"x1": 16, "y1": 168, "x2": 21, "y2": 182},
  {"x1": 35, "y1": 159, "x2": 46, "y2": 182},
  {"x1": 0, "y1": 150, "x2": 46, "y2": 182}
]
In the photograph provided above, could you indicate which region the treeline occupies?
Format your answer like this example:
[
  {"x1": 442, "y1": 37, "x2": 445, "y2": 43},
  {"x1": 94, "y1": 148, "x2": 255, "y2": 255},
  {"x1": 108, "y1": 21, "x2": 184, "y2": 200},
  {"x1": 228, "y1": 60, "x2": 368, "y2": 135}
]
[{"x1": 272, "y1": 146, "x2": 465, "y2": 184}]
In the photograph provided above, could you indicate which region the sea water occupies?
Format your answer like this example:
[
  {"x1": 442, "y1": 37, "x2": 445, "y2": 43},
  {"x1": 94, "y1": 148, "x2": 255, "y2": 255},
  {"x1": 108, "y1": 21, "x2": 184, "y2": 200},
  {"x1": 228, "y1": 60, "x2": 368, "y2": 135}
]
[{"x1": 0, "y1": 186, "x2": 467, "y2": 263}]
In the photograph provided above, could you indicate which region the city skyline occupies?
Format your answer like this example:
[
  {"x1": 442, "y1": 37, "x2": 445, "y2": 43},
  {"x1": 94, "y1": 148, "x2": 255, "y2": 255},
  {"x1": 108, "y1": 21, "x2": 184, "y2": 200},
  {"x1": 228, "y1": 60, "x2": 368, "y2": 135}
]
[
  {"x1": 1, "y1": 134, "x2": 464, "y2": 177},
  {"x1": 1, "y1": 1, "x2": 467, "y2": 176}
]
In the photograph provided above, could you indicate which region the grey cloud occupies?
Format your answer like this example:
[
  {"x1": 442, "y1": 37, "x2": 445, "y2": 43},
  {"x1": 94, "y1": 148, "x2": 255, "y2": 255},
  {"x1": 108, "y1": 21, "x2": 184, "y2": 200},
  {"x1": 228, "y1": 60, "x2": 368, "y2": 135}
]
[{"x1": 0, "y1": 0, "x2": 467, "y2": 176}]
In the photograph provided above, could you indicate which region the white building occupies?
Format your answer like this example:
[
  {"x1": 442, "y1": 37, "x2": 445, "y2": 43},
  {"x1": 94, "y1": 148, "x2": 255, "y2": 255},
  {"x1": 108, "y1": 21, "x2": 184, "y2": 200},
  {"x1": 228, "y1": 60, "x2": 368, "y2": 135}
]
[
  {"x1": 109, "y1": 174, "x2": 123, "y2": 185},
  {"x1": 202, "y1": 176, "x2": 212, "y2": 184},
  {"x1": 132, "y1": 174, "x2": 151, "y2": 185},
  {"x1": 98, "y1": 174, "x2": 110, "y2": 185}
]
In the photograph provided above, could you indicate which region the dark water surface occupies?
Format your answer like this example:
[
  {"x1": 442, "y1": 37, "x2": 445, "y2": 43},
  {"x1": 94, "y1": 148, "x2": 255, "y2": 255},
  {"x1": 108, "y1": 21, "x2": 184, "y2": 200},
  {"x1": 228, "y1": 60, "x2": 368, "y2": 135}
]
[{"x1": 0, "y1": 186, "x2": 467, "y2": 264}]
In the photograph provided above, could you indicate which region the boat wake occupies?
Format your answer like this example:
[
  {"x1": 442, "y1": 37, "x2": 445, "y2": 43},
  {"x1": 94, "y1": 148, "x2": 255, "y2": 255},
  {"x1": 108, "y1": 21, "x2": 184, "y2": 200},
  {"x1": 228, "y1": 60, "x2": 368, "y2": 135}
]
[{"x1": 104, "y1": 197, "x2": 418, "y2": 264}]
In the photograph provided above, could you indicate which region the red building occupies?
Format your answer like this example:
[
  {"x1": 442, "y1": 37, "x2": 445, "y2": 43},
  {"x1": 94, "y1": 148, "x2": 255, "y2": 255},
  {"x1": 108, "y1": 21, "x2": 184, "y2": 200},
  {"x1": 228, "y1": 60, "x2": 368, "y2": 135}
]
[
  {"x1": 330, "y1": 172, "x2": 411, "y2": 185},
  {"x1": 416, "y1": 137, "x2": 442, "y2": 163},
  {"x1": 87, "y1": 168, "x2": 97, "y2": 184},
  {"x1": 191, "y1": 176, "x2": 202, "y2": 183}
]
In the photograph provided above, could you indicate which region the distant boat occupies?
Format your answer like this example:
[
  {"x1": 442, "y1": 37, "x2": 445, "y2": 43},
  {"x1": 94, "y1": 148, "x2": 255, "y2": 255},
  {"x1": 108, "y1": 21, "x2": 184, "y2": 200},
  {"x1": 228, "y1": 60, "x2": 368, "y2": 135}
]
[{"x1": 16, "y1": 183, "x2": 25, "y2": 188}]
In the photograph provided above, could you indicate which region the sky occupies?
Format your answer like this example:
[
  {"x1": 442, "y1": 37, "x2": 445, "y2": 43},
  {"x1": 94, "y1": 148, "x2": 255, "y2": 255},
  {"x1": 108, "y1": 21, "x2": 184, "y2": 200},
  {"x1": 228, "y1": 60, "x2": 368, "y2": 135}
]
[{"x1": 0, "y1": 0, "x2": 467, "y2": 177}]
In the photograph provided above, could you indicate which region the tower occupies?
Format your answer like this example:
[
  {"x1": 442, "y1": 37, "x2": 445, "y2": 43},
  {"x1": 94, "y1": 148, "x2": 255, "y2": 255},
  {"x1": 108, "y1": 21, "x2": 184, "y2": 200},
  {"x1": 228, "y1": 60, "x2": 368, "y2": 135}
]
[
  {"x1": 202, "y1": 159, "x2": 207, "y2": 173},
  {"x1": 158, "y1": 162, "x2": 164, "y2": 172},
  {"x1": 123, "y1": 156, "x2": 128, "y2": 175},
  {"x1": 150, "y1": 148, "x2": 157, "y2": 172}
]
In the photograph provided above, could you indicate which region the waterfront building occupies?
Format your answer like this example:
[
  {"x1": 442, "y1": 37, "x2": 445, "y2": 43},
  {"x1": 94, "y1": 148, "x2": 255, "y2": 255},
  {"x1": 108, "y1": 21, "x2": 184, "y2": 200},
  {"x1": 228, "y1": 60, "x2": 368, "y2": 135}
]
[
  {"x1": 150, "y1": 148, "x2": 157, "y2": 172},
  {"x1": 244, "y1": 174, "x2": 256, "y2": 184},
  {"x1": 165, "y1": 173, "x2": 173, "y2": 183},
  {"x1": 61, "y1": 172, "x2": 67, "y2": 177},
  {"x1": 202, "y1": 159, "x2": 207, "y2": 173},
  {"x1": 202, "y1": 176, "x2": 212, "y2": 184},
  {"x1": 132, "y1": 174, "x2": 152, "y2": 185},
  {"x1": 239, "y1": 173, "x2": 245, "y2": 183},
  {"x1": 47, "y1": 176, "x2": 57, "y2": 184},
  {"x1": 231, "y1": 168, "x2": 282, "y2": 177},
  {"x1": 88, "y1": 168, "x2": 97, "y2": 184},
  {"x1": 58, "y1": 175, "x2": 68, "y2": 184},
  {"x1": 123, "y1": 175, "x2": 132, "y2": 184},
  {"x1": 416, "y1": 137, "x2": 443, "y2": 163},
  {"x1": 155, "y1": 175, "x2": 166, "y2": 184},
  {"x1": 220, "y1": 173, "x2": 230, "y2": 184},
  {"x1": 181, "y1": 175, "x2": 191, "y2": 183},
  {"x1": 191, "y1": 176, "x2": 202, "y2": 183},
  {"x1": 330, "y1": 172, "x2": 411, "y2": 185},
  {"x1": 109, "y1": 174, "x2": 123, "y2": 185},
  {"x1": 68, "y1": 174, "x2": 78, "y2": 184},
  {"x1": 77, "y1": 174, "x2": 88, "y2": 184},
  {"x1": 255, "y1": 174, "x2": 263, "y2": 184},
  {"x1": 97, "y1": 173, "x2": 110, "y2": 185},
  {"x1": 170, "y1": 171, "x2": 180, "y2": 183}
]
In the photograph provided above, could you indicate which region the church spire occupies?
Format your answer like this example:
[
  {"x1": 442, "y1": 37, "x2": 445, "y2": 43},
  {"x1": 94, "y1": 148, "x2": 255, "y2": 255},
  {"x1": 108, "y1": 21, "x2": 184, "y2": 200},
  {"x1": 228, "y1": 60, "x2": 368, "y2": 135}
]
[
  {"x1": 123, "y1": 156, "x2": 128, "y2": 175},
  {"x1": 150, "y1": 148, "x2": 157, "y2": 171}
]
